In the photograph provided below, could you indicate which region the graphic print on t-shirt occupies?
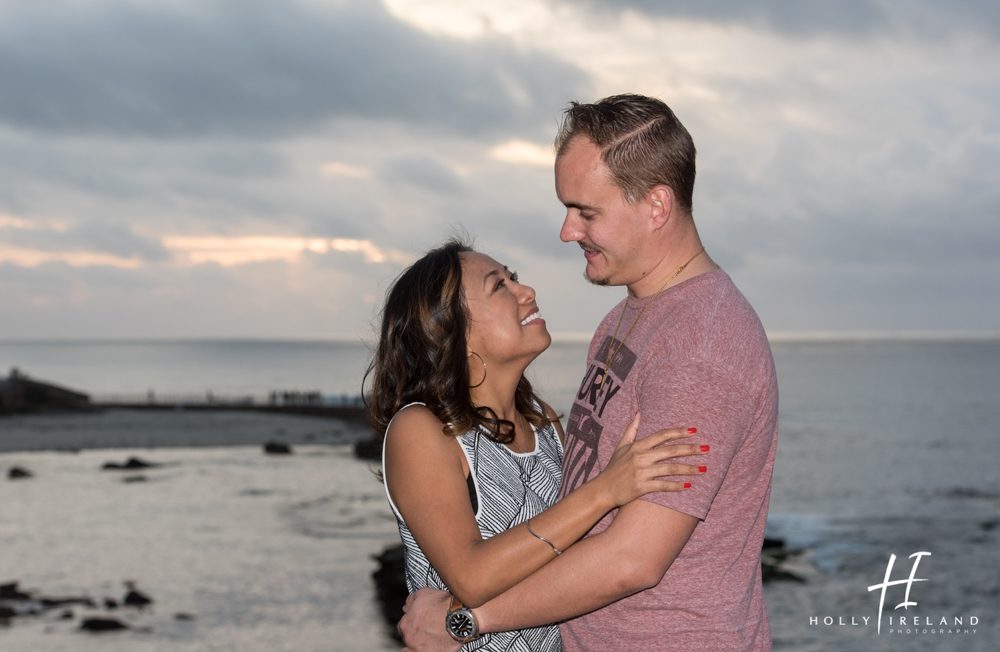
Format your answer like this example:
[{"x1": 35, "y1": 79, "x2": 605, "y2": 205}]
[{"x1": 562, "y1": 335, "x2": 638, "y2": 492}]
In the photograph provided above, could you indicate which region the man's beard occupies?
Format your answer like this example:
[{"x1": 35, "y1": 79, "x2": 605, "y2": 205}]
[{"x1": 585, "y1": 271, "x2": 610, "y2": 287}]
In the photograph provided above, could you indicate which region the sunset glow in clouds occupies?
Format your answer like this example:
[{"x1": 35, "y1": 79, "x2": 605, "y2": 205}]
[{"x1": 0, "y1": 0, "x2": 997, "y2": 338}]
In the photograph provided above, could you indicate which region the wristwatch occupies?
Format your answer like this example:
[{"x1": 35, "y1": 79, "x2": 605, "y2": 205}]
[{"x1": 445, "y1": 594, "x2": 480, "y2": 643}]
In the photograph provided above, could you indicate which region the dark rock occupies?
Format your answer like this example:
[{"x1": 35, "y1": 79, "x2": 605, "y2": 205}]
[
  {"x1": 761, "y1": 554, "x2": 807, "y2": 583},
  {"x1": 0, "y1": 582, "x2": 32, "y2": 601},
  {"x1": 40, "y1": 595, "x2": 96, "y2": 609},
  {"x1": 174, "y1": 612, "x2": 195, "y2": 621},
  {"x1": 0, "y1": 370, "x2": 94, "y2": 414},
  {"x1": 371, "y1": 544, "x2": 407, "y2": 641},
  {"x1": 0, "y1": 580, "x2": 139, "y2": 629},
  {"x1": 354, "y1": 437, "x2": 382, "y2": 461},
  {"x1": 760, "y1": 536, "x2": 807, "y2": 583},
  {"x1": 0, "y1": 584, "x2": 43, "y2": 617},
  {"x1": 762, "y1": 536, "x2": 784, "y2": 550},
  {"x1": 263, "y1": 441, "x2": 293, "y2": 455},
  {"x1": 761, "y1": 536, "x2": 794, "y2": 562},
  {"x1": 7, "y1": 466, "x2": 33, "y2": 480},
  {"x1": 102, "y1": 457, "x2": 161, "y2": 471},
  {"x1": 979, "y1": 519, "x2": 999, "y2": 532},
  {"x1": 79, "y1": 617, "x2": 129, "y2": 632},
  {"x1": 122, "y1": 475, "x2": 148, "y2": 484},
  {"x1": 104, "y1": 598, "x2": 119, "y2": 609},
  {"x1": 122, "y1": 582, "x2": 152, "y2": 609}
]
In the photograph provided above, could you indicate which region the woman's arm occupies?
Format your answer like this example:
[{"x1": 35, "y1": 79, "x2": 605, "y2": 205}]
[{"x1": 385, "y1": 406, "x2": 703, "y2": 607}]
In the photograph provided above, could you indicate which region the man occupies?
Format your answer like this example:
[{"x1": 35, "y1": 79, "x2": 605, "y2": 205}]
[{"x1": 400, "y1": 93, "x2": 778, "y2": 651}]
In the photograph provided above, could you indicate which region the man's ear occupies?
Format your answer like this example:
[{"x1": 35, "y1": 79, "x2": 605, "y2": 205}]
[{"x1": 648, "y1": 185, "x2": 674, "y2": 229}]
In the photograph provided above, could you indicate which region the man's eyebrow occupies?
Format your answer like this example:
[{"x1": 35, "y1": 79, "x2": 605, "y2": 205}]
[{"x1": 564, "y1": 201, "x2": 596, "y2": 212}]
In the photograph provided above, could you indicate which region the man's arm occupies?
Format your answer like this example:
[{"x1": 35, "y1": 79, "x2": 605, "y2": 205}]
[
  {"x1": 474, "y1": 499, "x2": 698, "y2": 632},
  {"x1": 399, "y1": 500, "x2": 697, "y2": 649},
  {"x1": 470, "y1": 357, "x2": 727, "y2": 630},
  {"x1": 400, "y1": 357, "x2": 739, "y2": 648}
]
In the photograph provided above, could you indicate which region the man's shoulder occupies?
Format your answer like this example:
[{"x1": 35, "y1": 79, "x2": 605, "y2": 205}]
[
  {"x1": 652, "y1": 270, "x2": 774, "y2": 380},
  {"x1": 694, "y1": 269, "x2": 758, "y2": 321},
  {"x1": 653, "y1": 270, "x2": 766, "y2": 340}
]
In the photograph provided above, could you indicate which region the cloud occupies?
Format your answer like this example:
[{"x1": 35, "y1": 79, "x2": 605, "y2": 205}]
[
  {"x1": 0, "y1": 218, "x2": 169, "y2": 265},
  {"x1": 0, "y1": 0, "x2": 997, "y2": 338},
  {"x1": 489, "y1": 139, "x2": 555, "y2": 167},
  {"x1": 319, "y1": 161, "x2": 372, "y2": 180},
  {"x1": 162, "y1": 235, "x2": 412, "y2": 266},
  {"x1": 0, "y1": 0, "x2": 587, "y2": 139},
  {"x1": 378, "y1": 154, "x2": 466, "y2": 195},
  {"x1": 0, "y1": 253, "x2": 396, "y2": 338},
  {"x1": 568, "y1": 0, "x2": 1000, "y2": 40}
]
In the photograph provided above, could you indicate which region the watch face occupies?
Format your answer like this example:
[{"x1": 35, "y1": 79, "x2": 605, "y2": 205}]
[{"x1": 447, "y1": 610, "x2": 476, "y2": 639}]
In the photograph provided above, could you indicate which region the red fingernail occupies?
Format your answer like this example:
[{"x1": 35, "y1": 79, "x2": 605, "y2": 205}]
[
  {"x1": 687, "y1": 427, "x2": 698, "y2": 434},
  {"x1": 698, "y1": 465, "x2": 707, "y2": 473},
  {"x1": 683, "y1": 482, "x2": 692, "y2": 489},
  {"x1": 700, "y1": 445, "x2": 710, "y2": 452}
]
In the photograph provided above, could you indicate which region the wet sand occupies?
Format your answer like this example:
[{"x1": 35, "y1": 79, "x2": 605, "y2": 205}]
[{"x1": 1, "y1": 410, "x2": 398, "y2": 651}]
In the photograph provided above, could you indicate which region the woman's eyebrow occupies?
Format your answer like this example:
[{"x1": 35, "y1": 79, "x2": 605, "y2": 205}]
[{"x1": 482, "y1": 266, "x2": 510, "y2": 290}]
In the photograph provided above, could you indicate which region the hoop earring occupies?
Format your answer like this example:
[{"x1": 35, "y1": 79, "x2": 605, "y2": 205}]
[{"x1": 468, "y1": 352, "x2": 487, "y2": 388}]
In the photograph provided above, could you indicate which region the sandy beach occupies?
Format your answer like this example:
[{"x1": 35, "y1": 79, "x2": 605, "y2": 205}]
[{"x1": 1, "y1": 409, "x2": 400, "y2": 652}]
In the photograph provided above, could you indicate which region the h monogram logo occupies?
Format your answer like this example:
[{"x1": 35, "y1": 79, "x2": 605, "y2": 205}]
[{"x1": 867, "y1": 551, "x2": 931, "y2": 635}]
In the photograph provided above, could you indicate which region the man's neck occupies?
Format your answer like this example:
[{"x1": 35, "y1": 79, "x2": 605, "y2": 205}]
[{"x1": 627, "y1": 237, "x2": 713, "y2": 299}]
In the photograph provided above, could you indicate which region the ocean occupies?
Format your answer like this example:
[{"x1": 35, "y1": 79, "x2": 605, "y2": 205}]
[{"x1": 1, "y1": 338, "x2": 998, "y2": 651}]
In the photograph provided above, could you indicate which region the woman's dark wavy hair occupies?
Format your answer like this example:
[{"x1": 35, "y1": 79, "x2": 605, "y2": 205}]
[{"x1": 364, "y1": 238, "x2": 549, "y2": 444}]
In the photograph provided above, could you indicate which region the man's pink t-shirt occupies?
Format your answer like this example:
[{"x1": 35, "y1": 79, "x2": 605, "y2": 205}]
[{"x1": 558, "y1": 269, "x2": 779, "y2": 651}]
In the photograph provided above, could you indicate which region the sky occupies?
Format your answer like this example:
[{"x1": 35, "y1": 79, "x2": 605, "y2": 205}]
[{"x1": 1, "y1": 0, "x2": 998, "y2": 340}]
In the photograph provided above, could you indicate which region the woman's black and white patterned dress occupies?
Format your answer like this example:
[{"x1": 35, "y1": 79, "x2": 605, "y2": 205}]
[{"x1": 382, "y1": 403, "x2": 564, "y2": 651}]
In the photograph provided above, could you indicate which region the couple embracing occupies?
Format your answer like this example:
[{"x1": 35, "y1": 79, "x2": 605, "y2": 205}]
[{"x1": 366, "y1": 93, "x2": 778, "y2": 652}]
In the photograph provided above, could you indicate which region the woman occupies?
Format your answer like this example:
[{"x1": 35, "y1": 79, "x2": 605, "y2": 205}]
[{"x1": 365, "y1": 240, "x2": 705, "y2": 650}]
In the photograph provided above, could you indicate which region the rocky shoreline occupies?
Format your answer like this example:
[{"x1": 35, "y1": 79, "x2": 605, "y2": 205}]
[{"x1": 0, "y1": 580, "x2": 178, "y2": 633}]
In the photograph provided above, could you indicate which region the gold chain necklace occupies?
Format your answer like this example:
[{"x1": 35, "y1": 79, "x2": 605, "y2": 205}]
[{"x1": 599, "y1": 248, "x2": 705, "y2": 391}]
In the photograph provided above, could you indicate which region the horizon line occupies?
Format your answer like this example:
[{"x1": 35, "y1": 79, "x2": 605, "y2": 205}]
[{"x1": 2, "y1": 329, "x2": 999, "y2": 345}]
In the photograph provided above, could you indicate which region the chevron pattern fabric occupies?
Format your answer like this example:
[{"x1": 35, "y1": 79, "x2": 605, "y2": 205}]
[{"x1": 385, "y1": 411, "x2": 564, "y2": 651}]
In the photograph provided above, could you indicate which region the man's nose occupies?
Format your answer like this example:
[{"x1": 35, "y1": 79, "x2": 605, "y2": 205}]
[{"x1": 560, "y1": 211, "x2": 582, "y2": 242}]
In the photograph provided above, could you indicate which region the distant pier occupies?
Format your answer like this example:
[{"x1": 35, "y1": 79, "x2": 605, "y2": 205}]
[
  {"x1": 1, "y1": 368, "x2": 369, "y2": 426},
  {"x1": 93, "y1": 393, "x2": 369, "y2": 426}
]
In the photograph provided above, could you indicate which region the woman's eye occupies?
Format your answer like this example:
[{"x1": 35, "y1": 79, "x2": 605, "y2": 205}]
[{"x1": 493, "y1": 270, "x2": 518, "y2": 292}]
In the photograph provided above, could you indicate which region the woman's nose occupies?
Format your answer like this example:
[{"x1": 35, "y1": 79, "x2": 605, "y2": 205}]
[{"x1": 516, "y1": 282, "x2": 536, "y2": 303}]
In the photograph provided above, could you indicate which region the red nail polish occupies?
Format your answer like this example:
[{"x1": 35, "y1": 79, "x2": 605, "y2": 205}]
[
  {"x1": 700, "y1": 445, "x2": 710, "y2": 452},
  {"x1": 683, "y1": 482, "x2": 692, "y2": 489},
  {"x1": 687, "y1": 427, "x2": 698, "y2": 434},
  {"x1": 698, "y1": 465, "x2": 707, "y2": 473}
]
